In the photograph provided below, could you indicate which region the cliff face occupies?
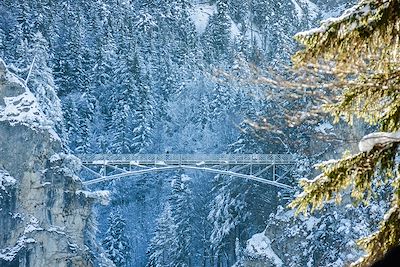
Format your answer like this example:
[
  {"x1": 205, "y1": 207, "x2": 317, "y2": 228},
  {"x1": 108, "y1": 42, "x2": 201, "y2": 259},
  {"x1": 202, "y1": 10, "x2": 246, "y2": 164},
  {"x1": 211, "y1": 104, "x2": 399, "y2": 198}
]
[{"x1": 0, "y1": 59, "x2": 103, "y2": 267}]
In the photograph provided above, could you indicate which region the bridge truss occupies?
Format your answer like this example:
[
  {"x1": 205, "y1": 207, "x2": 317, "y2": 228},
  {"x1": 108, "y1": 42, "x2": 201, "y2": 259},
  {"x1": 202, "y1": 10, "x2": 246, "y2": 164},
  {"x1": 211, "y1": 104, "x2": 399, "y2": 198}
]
[{"x1": 78, "y1": 154, "x2": 297, "y2": 189}]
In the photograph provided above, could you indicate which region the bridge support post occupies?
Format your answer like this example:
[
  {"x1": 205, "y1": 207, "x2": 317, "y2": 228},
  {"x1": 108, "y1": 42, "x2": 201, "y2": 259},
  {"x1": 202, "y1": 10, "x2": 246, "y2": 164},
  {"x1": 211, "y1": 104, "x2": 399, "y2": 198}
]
[
  {"x1": 100, "y1": 165, "x2": 106, "y2": 177},
  {"x1": 272, "y1": 164, "x2": 276, "y2": 181}
]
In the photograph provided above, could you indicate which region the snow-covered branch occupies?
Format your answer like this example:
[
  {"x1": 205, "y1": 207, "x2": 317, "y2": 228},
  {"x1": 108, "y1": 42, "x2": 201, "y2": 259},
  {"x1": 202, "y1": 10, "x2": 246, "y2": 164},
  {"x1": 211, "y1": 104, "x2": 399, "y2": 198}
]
[{"x1": 358, "y1": 131, "x2": 400, "y2": 152}]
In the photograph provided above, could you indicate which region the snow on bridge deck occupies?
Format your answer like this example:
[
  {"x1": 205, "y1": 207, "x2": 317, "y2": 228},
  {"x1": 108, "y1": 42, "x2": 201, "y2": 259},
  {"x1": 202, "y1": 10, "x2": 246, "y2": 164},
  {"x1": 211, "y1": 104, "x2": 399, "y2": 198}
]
[{"x1": 78, "y1": 154, "x2": 296, "y2": 166}]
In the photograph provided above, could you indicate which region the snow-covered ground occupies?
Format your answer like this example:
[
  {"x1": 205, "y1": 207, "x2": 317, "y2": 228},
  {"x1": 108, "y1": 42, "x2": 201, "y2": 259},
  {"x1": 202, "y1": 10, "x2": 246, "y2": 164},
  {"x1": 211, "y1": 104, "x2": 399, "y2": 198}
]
[
  {"x1": 190, "y1": 4, "x2": 217, "y2": 34},
  {"x1": 190, "y1": 3, "x2": 242, "y2": 40}
]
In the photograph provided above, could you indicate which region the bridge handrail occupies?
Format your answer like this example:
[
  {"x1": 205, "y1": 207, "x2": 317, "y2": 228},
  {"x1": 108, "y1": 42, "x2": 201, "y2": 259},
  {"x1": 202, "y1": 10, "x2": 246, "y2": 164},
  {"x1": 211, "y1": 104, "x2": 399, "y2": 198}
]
[{"x1": 77, "y1": 154, "x2": 297, "y2": 164}]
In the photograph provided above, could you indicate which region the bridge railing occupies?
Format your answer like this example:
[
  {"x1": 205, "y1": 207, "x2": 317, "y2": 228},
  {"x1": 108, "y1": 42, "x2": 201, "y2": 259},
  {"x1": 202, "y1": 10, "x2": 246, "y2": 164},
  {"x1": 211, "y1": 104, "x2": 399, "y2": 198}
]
[{"x1": 77, "y1": 154, "x2": 296, "y2": 165}]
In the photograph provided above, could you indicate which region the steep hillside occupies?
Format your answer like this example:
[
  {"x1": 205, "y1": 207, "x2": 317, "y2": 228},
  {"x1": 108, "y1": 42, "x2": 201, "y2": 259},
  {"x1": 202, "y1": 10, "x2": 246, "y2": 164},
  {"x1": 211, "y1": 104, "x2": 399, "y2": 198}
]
[{"x1": 0, "y1": 59, "x2": 110, "y2": 267}]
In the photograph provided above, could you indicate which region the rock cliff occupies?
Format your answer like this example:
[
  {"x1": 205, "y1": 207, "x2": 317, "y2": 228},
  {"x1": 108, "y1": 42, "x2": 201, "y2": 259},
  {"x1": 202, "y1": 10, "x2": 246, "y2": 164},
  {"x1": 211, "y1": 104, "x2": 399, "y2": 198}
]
[{"x1": 0, "y1": 58, "x2": 108, "y2": 267}]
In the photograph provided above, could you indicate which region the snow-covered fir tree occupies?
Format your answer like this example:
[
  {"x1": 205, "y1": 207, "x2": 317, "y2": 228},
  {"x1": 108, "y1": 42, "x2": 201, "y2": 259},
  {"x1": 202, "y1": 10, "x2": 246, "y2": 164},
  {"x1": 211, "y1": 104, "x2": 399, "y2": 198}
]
[
  {"x1": 147, "y1": 202, "x2": 175, "y2": 267},
  {"x1": 147, "y1": 174, "x2": 194, "y2": 267},
  {"x1": 203, "y1": 0, "x2": 232, "y2": 62},
  {"x1": 289, "y1": 1, "x2": 400, "y2": 266},
  {"x1": 103, "y1": 209, "x2": 131, "y2": 267},
  {"x1": 27, "y1": 31, "x2": 64, "y2": 136}
]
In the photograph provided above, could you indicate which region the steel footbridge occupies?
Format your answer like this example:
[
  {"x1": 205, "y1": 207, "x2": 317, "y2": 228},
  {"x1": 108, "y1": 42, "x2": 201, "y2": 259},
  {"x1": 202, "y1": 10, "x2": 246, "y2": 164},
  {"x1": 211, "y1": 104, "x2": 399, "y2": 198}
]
[{"x1": 77, "y1": 154, "x2": 296, "y2": 189}]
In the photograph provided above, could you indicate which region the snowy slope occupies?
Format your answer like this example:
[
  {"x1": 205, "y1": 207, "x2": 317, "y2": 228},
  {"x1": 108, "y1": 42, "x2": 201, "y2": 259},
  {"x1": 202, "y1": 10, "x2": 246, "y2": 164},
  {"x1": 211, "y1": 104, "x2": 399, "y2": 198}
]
[
  {"x1": 190, "y1": 3, "x2": 241, "y2": 39},
  {"x1": 190, "y1": 4, "x2": 217, "y2": 34}
]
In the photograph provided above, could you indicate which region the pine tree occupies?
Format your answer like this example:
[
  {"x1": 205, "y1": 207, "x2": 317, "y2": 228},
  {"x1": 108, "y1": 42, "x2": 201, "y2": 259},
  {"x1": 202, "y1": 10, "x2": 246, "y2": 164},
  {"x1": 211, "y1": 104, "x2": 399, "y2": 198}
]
[
  {"x1": 27, "y1": 31, "x2": 64, "y2": 136},
  {"x1": 147, "y1": 174, "x2": 193, "y2": 267},
  {"x1": 169, "y1": 174, "x2": 193, "y2": 267},
  {"x1": 203, "y1": 0, "x2": 232, "y2": 62},
  {"x1": 147, "y1": 202, "x2": 175, "y2": 267},
  {"x1": 103, "y1": 210, "x2": 131, "y2": 267},
  {"x1": 289, "y1": 1, "x2": 400, "y2": 266},
  {"x1": 14, "y1": 38, "x2": 30, "y2": 75},
  {"x1": 208, "y1": 176, "x2": 249, "y2": 265},
  {"x1": 209, "y1": 83, "x2": 231, "y2": 121},
  {"x1": 90, "y1": 28, "x2": 118, "y2": 152},
  {"x1": 0, "y1": 28, "x2": 5, "y2": 58},
  {"x1": 252, "y1": 0, "x2": 299, "y2": 63},
  {"x1": 164, "y1": 0, "x2": 196, "y2": 65},
  {"x1": 109, "y1": 99, "x2": 135, "y2": 154},
  {"x1": 109, "y1": 48, "x2": 140, "y2": 154},
  {"x1": 131, "y1": 81, "x2": 155, "y2": 153},
  {"x1": 52, "y1": 4, "x2": 86, "y2": 97}
]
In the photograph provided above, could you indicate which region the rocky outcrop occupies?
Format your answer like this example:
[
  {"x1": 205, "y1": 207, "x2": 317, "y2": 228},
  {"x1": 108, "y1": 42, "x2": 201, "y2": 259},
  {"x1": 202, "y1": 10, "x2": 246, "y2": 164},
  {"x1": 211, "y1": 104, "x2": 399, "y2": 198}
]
[{"x1": 0, "y1": 58, "x2": 107, "y2": 267}]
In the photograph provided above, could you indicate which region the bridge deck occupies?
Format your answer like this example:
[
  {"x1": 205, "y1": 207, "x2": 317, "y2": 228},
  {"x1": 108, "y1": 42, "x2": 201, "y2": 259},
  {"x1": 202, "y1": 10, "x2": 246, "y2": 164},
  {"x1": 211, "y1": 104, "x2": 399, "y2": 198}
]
[{"x1": 78, "y1": 154, "x2": 296, "y2": 166}]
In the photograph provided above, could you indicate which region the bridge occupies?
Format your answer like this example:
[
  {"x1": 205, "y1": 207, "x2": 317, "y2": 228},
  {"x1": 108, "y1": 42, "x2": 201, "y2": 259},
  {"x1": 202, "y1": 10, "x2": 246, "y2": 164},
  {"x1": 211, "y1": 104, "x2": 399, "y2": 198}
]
[{"x1": 78, "y1": 154, "x2": 296, "y2": 189}]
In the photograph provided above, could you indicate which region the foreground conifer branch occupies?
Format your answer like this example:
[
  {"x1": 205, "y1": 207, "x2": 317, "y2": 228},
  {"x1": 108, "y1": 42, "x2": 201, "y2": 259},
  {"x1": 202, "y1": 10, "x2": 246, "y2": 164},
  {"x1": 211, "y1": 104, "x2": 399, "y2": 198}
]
[{"x1": 289, "y1": 0, "x2": 400, "y2": 266}]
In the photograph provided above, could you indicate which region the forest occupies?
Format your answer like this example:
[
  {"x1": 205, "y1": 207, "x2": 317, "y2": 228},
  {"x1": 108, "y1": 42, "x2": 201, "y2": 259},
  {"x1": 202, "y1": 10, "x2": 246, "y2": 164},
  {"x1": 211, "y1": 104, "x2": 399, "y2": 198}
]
[{"x1": 0, "y1": 0, "x2": 399, "y2": 267}]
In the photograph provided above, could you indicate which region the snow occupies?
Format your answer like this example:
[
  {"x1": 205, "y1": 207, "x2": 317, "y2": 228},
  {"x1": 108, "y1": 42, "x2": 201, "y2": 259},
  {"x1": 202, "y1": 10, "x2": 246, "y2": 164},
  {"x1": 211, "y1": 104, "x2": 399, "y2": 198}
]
[
  {"x1": 24, "y1": 225, "x2": 39, "y2": 234},
  {"x1": 246, "y1": 232, "x2": 283, "y2": 267},
  {"x1": 190, "y1": 3, "x2": 241, "y2": 39},
  {"x1": 299, "y1": 0, "x2": 319, "y2": 20},
  {"x1": 12, "y1": 213, "x2": 22, "y2": 220},
  {"x1": 274, "y1": 206, "x2": 295, "y2": 222},
  {"x1": 181, "y1": 174, "x2": 191, "y2": 182},
  {"x1": 296, "y1": 1, "x2": 381, "y2": 38},
  {"x1": 0, "y1": 235, "x2": 36, "y2": 261},
  {"x1": 304, "y1": 216, "x2": 321, "y2": 231},
  {"x1": 358, "y1": 131, "x2": 400, "y2": 152},
  {"x1": 313, "y1": 158, "x2": 342, "y2": 169},
  {"x1": 48, "y1": 153, "x2": 82, "y2": 181},
  {"x1": 93, "y1": 160, "x2": 108, "y2": 164},
  {"x1": 77, "y1": 190, "x2": 110, "y2": 205},
  {"x1": 49, "y1": 153, "x2": 62, "y2": 163},
  {"x1": 291, "y1": 0, "x2": 320, "y2": 20},
  {"x1": 229, "y1": 19, "x2": 241, "y2": 38},
  {"x1": 190, "y1": 4, "x2": 216, "y2": 34},
  {"x1": 337, "y1": 219, "x2": 351, "y2": 234},
  {"x1": 0, "y1": 169, "x2": 16, "y2": 192},
  {"x1": 24, "y1": 216, "x2": 43, "y2": 234},
  {"x1": 135, "y1": 13, "x2": 157, "y2": 31},
  {"x1": 291, "y1": 0, "x2": 304, "y2": 20},
  {"x1": 299, "y1": 173, "x2": 327, "y2": 185},
  {"x1": 315, "y1": 121, "x2": 334, "y2": 135},
  {"x1": 0, "y1": 88, "x2": 59, "y2": 141},
  {"x1": 47, "y1": 226, "x2": 66, "y2": 235},
  {"x1": 329, "y1": 258, "x2": 345, "y2": 267}
]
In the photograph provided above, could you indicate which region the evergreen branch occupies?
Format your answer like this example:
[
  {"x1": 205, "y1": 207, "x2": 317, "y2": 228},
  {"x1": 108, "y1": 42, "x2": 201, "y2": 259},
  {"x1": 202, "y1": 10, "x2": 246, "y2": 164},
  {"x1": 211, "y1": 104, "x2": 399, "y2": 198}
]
[
  {"x1": 293, "y1": 0, "x2": 399, "y2": 68},
  {"x1": 289, "y1": 143, "x2": 398, "y2": 215},
  {"x1": 352, "y1": 176, "x2": 400, "y2": 267}
]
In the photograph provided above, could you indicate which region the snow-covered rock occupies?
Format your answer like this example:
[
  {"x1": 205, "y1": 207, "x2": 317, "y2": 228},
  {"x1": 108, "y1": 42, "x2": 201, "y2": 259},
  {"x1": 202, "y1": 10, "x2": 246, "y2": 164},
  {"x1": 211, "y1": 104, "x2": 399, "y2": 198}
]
[
  {"x1": 0, "y1": 58, "x2": 103, "y2": 267},
  {"x1": 243, "y1": 201, "x2": 384, "y2": 267},
  {"x1": 77, "y1": 190, "x2": 110, "y2": 206},
  {"x1": 245, "y1": 232, "x2": 283, "y2": 267},
  {"x1": 0, "y1": 59, "x2": 59, "y2": 140},
  {"x1": 0, "y1": 169, "x2": 16, "y2": 192}
]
